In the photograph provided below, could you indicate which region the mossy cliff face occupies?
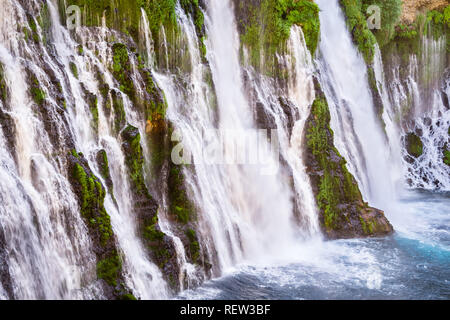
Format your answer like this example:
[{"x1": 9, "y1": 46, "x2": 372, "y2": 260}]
[
  {"x1": 67, "y1": 151, "x2": 133, "y2": 299},
  {"x1": 63, "y1": 0, "x2": 207, "y2": 68},
  {"x1": 120, "y1": 124, "x2": 180, "y2": 289},
  {"x1": 59, "y1": 0, "x2": 208, "y2": 289},
  {"x1": 304, "y1": 80, "x2": 393, "y2": 239},
  {"x1": 379, "y1": 5, "x2": 448, "y2": 136},
  {"x1": 232, "y1": 0, "x2": 320, "y2": 74},
  {"x1": 338, "y1": 1, "x2": 402, "y2": 127},
  {"x1": 0, "y1": 64, "x2": 16, "y2": 160}
]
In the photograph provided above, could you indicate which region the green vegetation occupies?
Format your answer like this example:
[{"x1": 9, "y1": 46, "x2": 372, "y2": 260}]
[
  {"x1": 405, "y1": 133, "x2": 423, "y2": 158},
  {"x1": 239, "y1": 0, "x2": 320, "y2": 71},
  {"x1": 0, "y1": 64, "x2": 7, "y2": 102},
  {"x1": 119, "y1": 294, "x2": 138, "y2": 300},
  {"x1": 97, "y1": 253, "x2": 122, "y2": 286},
  {"x1": 69, "y1": 62, "x2": 79, "y2": 79},
  {"x1": 141, "y1": 70, "x2": 167, "y2": 122},
  {"x1": 112, "y1": 43, "x2": 134, "y2": 97},
  {"x1": 86, "y1": 93, "x2": 99, "y2": 132},
  {"x1": 138, "y1": 0, "x2": 178, "y2": 41},
  {"x1": 71, "y1": 161, "x2": 113, "y2": 245},
  {"x1": 180, "y1": 0, "x2": 207, "y2": 59},
  {"x1": 443, "y1": 147, "x2": 450, "y2": 166},
  {"x1": 306, "y1": 96, "x2": 362, "y2": 230},
  {"x1": 339, "y1": 0, "x2": 403, "y2": 62},
  {"x1": 29, "y1": 76, "x2": 46, "y2": 106},
  {"x1": 142, "y1": 215, "x2": 171, "y2": 269},
  {"x1": 97, "y1": 150, "x2": 111, "y2": 183},
  {"x1": 121, "y1": 125, "x2": 150, "y2": 197},
  {"x1": 185, "y1": 228, "x2": 200, "y2": 263},
  {"x1": 168, "y1": 165, "x2": 196, "y2": 224},
  {"x1": 361, "y1": 0, "x2": 402, "y2": 47},
  {"x1": 339, "y1": 0, "x2": 377, "y2": 64},
  {"x1": 359, "y1": 215, "x2": 376, "y2": 235},
  {"x1": 27, "y1": 15, "x2": 40, "y2": 43},
  {"x1": 143, "y1": 215, "x2": 165, "y2": 242},
  {"x1": 111, "y1": 91, "x2": 127, "y2": 133},
  {"x1": 424, "y1": 6, "x2": 450, "y2": 52}
]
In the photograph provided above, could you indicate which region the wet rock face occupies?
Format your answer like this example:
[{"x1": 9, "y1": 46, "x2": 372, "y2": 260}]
[
  {"x1": 324, "y1": 203, "x2": 394, "y2": 240},
  {"x1": 304, "y1": 79, "x2": 393, "y2": 239},
  {"x1": 0, "y1": 226, "x2": 14, "y2": 299}
]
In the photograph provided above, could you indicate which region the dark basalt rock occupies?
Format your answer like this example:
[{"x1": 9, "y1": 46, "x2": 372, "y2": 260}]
[
  {"x1": 279, "y1": 96, "x2": 300, "y2": 136},
  {"x1": 0, "y1": 109, "x2": 16, "y2": 162},
  {"x1": 0, "y1": 225, "x2": 14, "y2": 299}
]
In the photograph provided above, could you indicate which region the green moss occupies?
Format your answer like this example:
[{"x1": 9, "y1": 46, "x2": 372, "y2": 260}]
[
  {"x1": 69, "y1": 62, "x2": 79, "y2": 79},
  {"x1": 111, "y1": 91, "x2": 126, "y2": 132},
  {"x1": 185, "y1": 228, "x2": 200, "y2": 263},
  {"x1": 97, "y1": 150, "x2": 110, "y2": 181},
  {"x1": 443, "y1": 148, "x2": 450, "y2": 166},
  {"x1": 339, "y1": 0, "x2": 377, "y2": 64},
  {"x1": 141, "y1": 70, "x2": 167, "y2": 121},
  {"x1": 97, "y1": 253, "x2": 122, "y2": 286},
  {"x1": 121, "y1": 125, "x2": 149, "y2": 196},
  {"x1": 425, "y1": 6, "x2": 450, "y2": 52},
  {"x1": 180, "y1": 0, "x2": 207, "y2": 59},
  {"x1": 138, "y1": 0, "x2": 178, "y2": 39},
  {"x1": 85, "y1": 92, "x2": 99, "y2": 132},
  {"x1": 119, "y1": 294, "x2": 137, "y2": 300},
  {"x1": 0, "y1": 64, "x2": 7, "y2": 102},
  {"x1": 71, "y1": 161, "x2": 113, "y2": 245},
  {"x1": 141, "y1": 214, "x2": 171, "y2": 269},
  {"x1": 168, "y1": 165, "x2": 195, "y2": 224},
  {"x1": 405, "y1": 133, "x2": 423, "y2": 158},
  {"x1": 70, "y1": 149, "x2": 79, "y2": 158},
  {"x1": 239, "y1": 0, "x2": 320, "y2": 72},
  {"x1": 27, "y1": 15, "x2": 40, "y2": 43},
  {"x1": 360, "y1": 0, "x2": 402, "y2": 48},
  {"x1": 306, "y1": 96, "x2": 362, "y2": 230},
  {"x1": 143, "y1": 215, "x2": 165, "y2": 242},
  {"x1": 29, "y1": 76, "x2": 46, "y2": 106},
  {"x1": 112, "y1": 43, "x2": 134, "y2": 97}
]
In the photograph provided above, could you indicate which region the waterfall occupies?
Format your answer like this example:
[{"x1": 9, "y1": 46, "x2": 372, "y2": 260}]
[
  {"x1": 387, "y1": 34, "x2": 449, "y2": 191},
  {"x1": 0, "y1": 0, "x2": 323, "y2": 299},
  {"x1": 2, "y1": 0, "x2": 446, "y2": 301},
  {"x1": 316, "y1": 0, "x2": 396, "y2": 211},
  {"x1": 0, "y1": 0, "x2": 101, "y2": 299},
  {"x1": 315, "y1": 0, "x2": 449, "y2": 239},
  {"x1": 0, "y1": 0, "x2": 169, "y2": 299},
  {"x1": 146, "y1": 0, "x2": 319, "y2": 277}
]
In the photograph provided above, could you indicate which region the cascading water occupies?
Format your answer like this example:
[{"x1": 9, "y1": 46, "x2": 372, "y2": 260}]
[
  {"x1": 180, "y1": 0, "x2": 448, "y2": 300},
  {"x1": 148, "y1": 0, "x2": 318, "y2": 279},
  {"x1": 46, "y1": 1, "x2": 169, "y2": 299},
  {"x1": 0, "y1": 0, "x2": 170, "y2": 299},
  {"x1": 0, "y1": 0, "x2": 101, "y2": 299},
  {"x1": 387, "y1": 34, "x2": 449, "y2": 191},
  {"x1": 316, "y1": 0, "x2": 398, "y2": 211},
  {"x1": 0, "y1": 0, "x2": 448, "y2": 301}
]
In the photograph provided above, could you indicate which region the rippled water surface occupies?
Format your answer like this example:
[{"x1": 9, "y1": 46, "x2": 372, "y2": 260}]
[{"x1": 178, "y1": 192, "x2": 450, "y2": 300}]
